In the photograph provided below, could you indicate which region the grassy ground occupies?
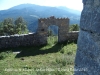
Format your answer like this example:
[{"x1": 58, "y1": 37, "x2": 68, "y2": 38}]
[{"x1": 0, "y1": 36, "x2": 77, "y2": 75}]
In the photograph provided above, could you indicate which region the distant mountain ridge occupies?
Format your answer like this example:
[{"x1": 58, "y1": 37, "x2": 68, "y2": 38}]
[
  {"x1": 57, "y1": 6, "x2": 81, "y2": 15},
  {"x1": 0, "y1": 4, "x2": 81, "y2": 32}
]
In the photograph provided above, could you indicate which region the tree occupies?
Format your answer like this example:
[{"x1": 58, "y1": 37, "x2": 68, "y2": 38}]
[
  {"x1": 3, "y1": 18, "x2": 14, "y2": 35},
  {"x1": 15, "y1": 17, "x2": 28, "y2": 34},
  {"x1": 0, "y1": 22, "x2": 4, "y2": 35},
  {"x1": 69, "y1": 24, "x2": 79, "y2": 31},
  {"x1": 0, "y1": 17, "x2": 29, "y2": 36}
]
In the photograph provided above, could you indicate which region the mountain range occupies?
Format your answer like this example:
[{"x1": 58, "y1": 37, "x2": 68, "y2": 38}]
[{"x1": 0, "y1": 4, "x2": 81, "y2": 32}]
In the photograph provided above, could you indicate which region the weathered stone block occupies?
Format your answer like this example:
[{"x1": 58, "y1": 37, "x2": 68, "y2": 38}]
[{"x1": 74, "y1": 0, "x2": 100, "y2": 75}]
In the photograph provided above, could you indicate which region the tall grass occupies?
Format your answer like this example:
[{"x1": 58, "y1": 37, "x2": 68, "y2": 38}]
[
  {"x1": 47, "y1": 36, "x2": 58, "y2": 45},
  {"x1": 0, "y1": 36, "x2": 77, "y2": 75}
]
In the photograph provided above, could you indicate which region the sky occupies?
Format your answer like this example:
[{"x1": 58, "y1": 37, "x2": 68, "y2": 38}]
[{"x1": 0, "y1": 0, "x2": 83, "y2": 11}]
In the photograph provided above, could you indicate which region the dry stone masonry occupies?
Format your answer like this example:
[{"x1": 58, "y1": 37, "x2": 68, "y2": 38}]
[
  {"x1": 74, "y1": 0, "x2": 100, "y2": 75},
  {"x1": 0, "y1": 16, "x2": 79, "y2": 49},
  {"x1": 0, "y1": 33, "x2": 40, "y2": 49}
]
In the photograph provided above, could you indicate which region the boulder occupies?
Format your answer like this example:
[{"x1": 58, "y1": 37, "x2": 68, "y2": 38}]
[{"x1": 74, "y1": 0, "x2": 100, "y2": 75}]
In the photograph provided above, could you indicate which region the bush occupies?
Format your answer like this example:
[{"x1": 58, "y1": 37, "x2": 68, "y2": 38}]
[
  {"x1": 60, "y1": 49, "x2": 65, "y2": 54},
  {"x1": 0, "y1": 51, "x2": 11, "y2": 60},
  {"x1": 0, "y1": 17, "x2": 28, "y2": 36},
  {"x1": 55, "y1": 57, "x2": 67, "y2": 66},
  {"x1": 69, "y1": 24, "x2": 79, "y2": 31},
  {"x1": 67, "y1": 51, "x2": 73, "y2": 55}
]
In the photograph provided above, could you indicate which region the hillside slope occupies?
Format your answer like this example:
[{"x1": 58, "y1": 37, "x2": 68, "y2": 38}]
[{"x1": 0, "y1": 4, "x2": 81, "y2": 32}]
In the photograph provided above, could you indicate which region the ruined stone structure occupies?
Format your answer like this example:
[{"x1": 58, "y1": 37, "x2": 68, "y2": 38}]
[
  {"x1": 0, "y1": 16, "x2": 79, "y2": 49},
  {"x1": 74, "y1": 0, "x2": 100, "y2": 75},
  {"x1": 36, "y1": 16, "x2": 69, "y2": 44}
]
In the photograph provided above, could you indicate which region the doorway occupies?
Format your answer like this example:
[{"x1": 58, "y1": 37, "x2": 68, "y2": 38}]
[{"x1": 47, "y1": 25, "x2": 59, "y2": 44}]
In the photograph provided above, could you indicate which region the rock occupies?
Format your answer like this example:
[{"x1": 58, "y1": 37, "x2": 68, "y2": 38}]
[
  {"x1": 74, "y1": 0, "x2": 100, "y2": 75},
  {"x1": 20, "y1": 58, "x2": 24, "y2": 60}
]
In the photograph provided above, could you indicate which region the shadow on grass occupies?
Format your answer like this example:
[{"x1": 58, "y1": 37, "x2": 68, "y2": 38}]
[
  {"x1": 15, "y1": 40, "x2": 77, "y2": 58},
  {"x1": 0, "y1": 40, "x2": 77, "y2": 58},
  {"x1": 15, "y1": 43, "x2": 67, "y2": 58}
]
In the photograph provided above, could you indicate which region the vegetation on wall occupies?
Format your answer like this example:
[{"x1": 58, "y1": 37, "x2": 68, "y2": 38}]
[{"x1": 0, "y1": 17, "x2": 28, "y2": 36}]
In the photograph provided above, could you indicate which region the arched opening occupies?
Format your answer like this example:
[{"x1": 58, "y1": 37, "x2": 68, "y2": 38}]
[
  {"x1": 37, "y1": 16, "x2": 69, "y2": 45},
  {"x1": 47, "y1": 25, "x2": 59, "y2": 45}
]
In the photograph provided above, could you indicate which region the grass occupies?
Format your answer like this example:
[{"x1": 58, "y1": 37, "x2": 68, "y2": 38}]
[{"x1": 0, "y1": 36, "x2": 77, "y2": 75}]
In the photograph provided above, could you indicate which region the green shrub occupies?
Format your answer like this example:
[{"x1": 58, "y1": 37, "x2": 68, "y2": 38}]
[
  {"x1": 47, "y1": 36, "x2": 58, "y2": 45},
  {"x1": 0, "y1": 51, "x2": 11, "y2": 60},
  {"x1": 55, "y1": 57, "x2": 67, "y2": 66},
  {"x1": 67, "y1": 51, "x2": 73, "y2": 55},
  {"x1": 56, "y1": 58, "x2": 61, "y2": 64},
  {"x1": 61, "y1": 58, "x2": 67, "y2": 66},
  {"x1": 66, "y1": 56, "x2": 74, "y2": 65},
  {"x1": 69, "y1": 24, "x2": 79, "y2": 31},
  {"x1": 60, "y1": 49, "x2": 65, "y2": 54}
]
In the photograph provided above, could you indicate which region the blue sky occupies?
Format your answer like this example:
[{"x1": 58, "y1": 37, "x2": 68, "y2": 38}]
[{"x1": 0, "y1": 0, "x2": 83, "y2": 11}]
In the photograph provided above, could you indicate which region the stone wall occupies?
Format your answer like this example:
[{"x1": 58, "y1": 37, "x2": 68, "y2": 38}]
[
  {"x1": 0, "y1": 31, "x2": 78, "y2": 49},
  {"x1": 74, "y1": 0, "x2": 100, "y2": 75},
  {"x1": 0, "y1": 33, "x2": 41, "y2": 49},
  {"x1": 0, "y1": 16, "x2": 79, "y2": 49},
  {"x1": 67, "y1": 31, "x2": 79, "y2": 41}
]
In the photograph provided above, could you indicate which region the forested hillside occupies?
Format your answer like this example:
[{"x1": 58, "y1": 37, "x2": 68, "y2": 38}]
[{"x1": 0, "y1": 4, "x2": 81, "y2": 32}]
